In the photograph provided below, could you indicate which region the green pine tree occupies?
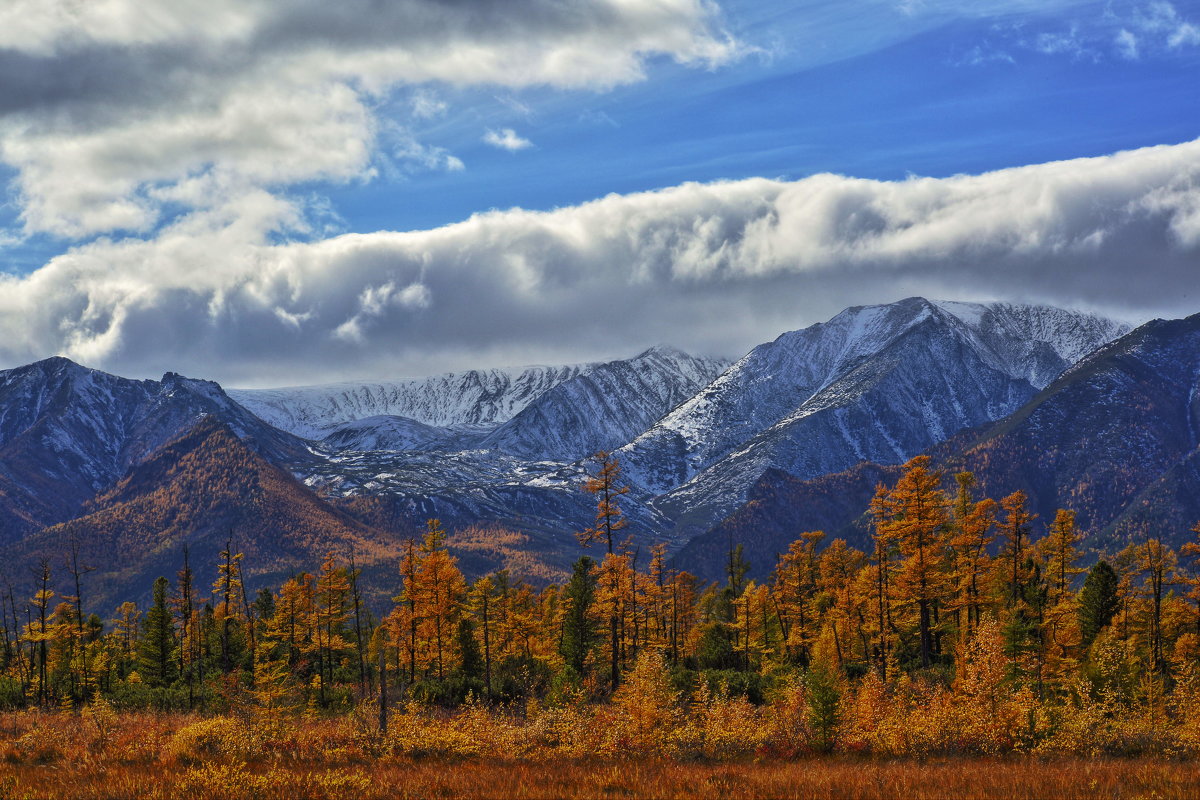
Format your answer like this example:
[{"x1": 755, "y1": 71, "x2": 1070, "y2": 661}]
[
  {"x1": 138, "y1": 577, "x2": 177, "y2": 687},
  {"x1": 559, "y1": 556, "x2": 597, "y2": 675},
  {"x1": 1079, "y1": 560, "x2": 1120, "y2": 649}
]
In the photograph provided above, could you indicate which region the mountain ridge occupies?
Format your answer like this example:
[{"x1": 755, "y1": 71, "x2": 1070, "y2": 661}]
[{"x1": 678, "y1": 311, "x2": 1200, "y2": 581}]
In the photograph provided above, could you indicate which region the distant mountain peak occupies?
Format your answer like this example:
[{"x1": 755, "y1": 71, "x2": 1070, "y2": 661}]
[
  {"x1": 617, "y1": 296, "x2": 1129, "y2": 534},
  {"x1": 633, "y1": 344, "x2": 691, "y2": 360}
]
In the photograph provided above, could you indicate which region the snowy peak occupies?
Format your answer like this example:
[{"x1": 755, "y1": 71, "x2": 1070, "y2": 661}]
[
  {"x1": 930, "y1": 300, "x2": 1131, "y2": 387},
  {"x1": 480, "y1": 347, "x2": 728, "y2": 461},
  {"x1": 229, "y1": 363, "x2": 591, "y2": 438},
  {"x1": 229, "y1": 346, "x2": 727, "y2": 450},
  {"x1": 617, "y1": 297, "x2": 1127, "y2": 497}
]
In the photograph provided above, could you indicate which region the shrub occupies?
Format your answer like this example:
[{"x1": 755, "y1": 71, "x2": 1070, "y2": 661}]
[{"x1": 167, "y1": 717, "x2": 267, "y2": 764}]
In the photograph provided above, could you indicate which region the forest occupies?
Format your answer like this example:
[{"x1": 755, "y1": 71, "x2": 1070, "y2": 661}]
[{"x1": 3, "y1": 453, "x2": 1200, "y2": 799}]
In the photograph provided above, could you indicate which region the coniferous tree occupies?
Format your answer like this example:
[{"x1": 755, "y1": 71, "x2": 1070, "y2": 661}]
[
  {"x1": 454, "y1": 617, "x2": 483, "y2": 681},
  {"x1": 314, "y1": 552, "x2": 350, "y2": 704},
  {"x1": 949, "y1": 473, "x2": 996, "y2": 643},
  {"x1": 559, "y1": 556, "x2": 597, "y2": 675},
  {"x1": 774, "y1": 531, "x2": 824, "y2": 665},
  {"x1": 416, "y1": 520, "x2": 465, "y2": 681},
  {"x1": 25, "y1": 560, "x2": 54, "y2": 706},
  {"x1": 1079, "y1": 560, "x2": 1120, "y2": 649},
  {"x1": 1180, "y1": 521, "x2": 1200, "y2": 637},
  {"x1": 138, "y1": 577, "x2": 176, "y2": 687},
  {"x1": 471, "y1": 575, "x2": 497, "y2": 697},
  {"x1": 579, "y1": 451, "x2": 629, "y2": 688},
  {"x1": 1136, "y1": 539, "x2": 1176, "y2": 673},
  {"x1": 873, "y1": 456, "x2": 950, "y2": 669}
]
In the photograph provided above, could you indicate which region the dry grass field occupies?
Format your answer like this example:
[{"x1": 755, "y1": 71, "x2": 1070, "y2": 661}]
[{"x1": 1, "y1": 710, "x2": 1197, "y2": 800}]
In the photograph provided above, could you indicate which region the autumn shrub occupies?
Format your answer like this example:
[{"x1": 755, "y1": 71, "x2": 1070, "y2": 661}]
[
  {"x1": 667, "y1": 678, "x2": 768, "y2": 760},
  {"x1": 607, "y1": 649, "x2": 682, "y2": 754},
  {"x1": 805, "y1": 665, "x2": 841, "y2": 753},
  {"x1": 385, "y1": 699, "x2": 496, "y2": 759},
  {"x1": 177, "y1": 762, "x2": 259, "y2": 800},
  {"x1": 83, "y1": 696, "x2": 118, "y2": 751},
  {"x1": 167, "y1": 716, "x2": 269, "y2": 764},
  {"x1": 1169, "y1": 662, "x2": 1200, "y2": 755},
  {"x1": 6, "y1": 712, "x2": 71, "y2": 764},
  {"x1": 758, "y1": 676, "x2": 809, "y2": 757},
  {"x1": 524, "y1": 696, "x2": 591, "y2": 756}
]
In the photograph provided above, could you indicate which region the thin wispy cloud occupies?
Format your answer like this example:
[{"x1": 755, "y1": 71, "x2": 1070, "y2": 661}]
[{"x1": 970, "y1": 0, "x2": 1200, "y2": 64}]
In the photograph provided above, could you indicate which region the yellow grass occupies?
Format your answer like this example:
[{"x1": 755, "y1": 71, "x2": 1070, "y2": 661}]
[{"x1": 1, "y1": 711, "x2": 1198, "y2": 800}]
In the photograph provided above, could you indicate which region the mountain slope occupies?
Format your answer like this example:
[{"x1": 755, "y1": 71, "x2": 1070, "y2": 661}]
[
  {"x1": 680, "y1": 312, "x2": 1200, "y2": 578},
  {"x1": 480, "y1": 346, "x2": 728, "y2": 461},
  {"x1": 6, "y1": 416, "x2": 399, "y2": 610},
  {"x1": 942, "y1": 312, "x2": 1200, "y2": 553},
  {"x1": 0, "y1": 358, "x2": 313, "y2": 541},
  {"x1": 618, "y1": 298, "x2": 1126, "y2": 497},
  {"x1": 319, "y1": 415, "x2": 461, "y2": 452},
  {"x1": 628, "y1": 298, "x2": 1126, "y2": 535}
]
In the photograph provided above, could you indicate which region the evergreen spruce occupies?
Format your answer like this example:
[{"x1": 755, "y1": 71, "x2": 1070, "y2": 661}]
[
  {"x1": 138, "y1": 577, "x2": 176, "y2": 687},
  {"x1": 1079, "y1": 560, "x2": 1120, "y2": 648},
  {"x1": 559, "y1": 556, "x2": 597, "y2": 675}
]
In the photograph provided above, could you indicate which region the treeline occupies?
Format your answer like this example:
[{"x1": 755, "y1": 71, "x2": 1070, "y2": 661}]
[{"x1": 4, "y1": 452, "x2": 1200, "y2": 738}]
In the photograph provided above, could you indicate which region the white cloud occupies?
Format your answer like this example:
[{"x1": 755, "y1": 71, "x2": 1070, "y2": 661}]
[
  {"x1": 1133, "y1": 1, "x2": 1200, "y2": 44},
  {"x1": 410, "y1": 89, "x2": 448, "y2": 120},
  {"x1": 974, "y1": 1, "x2": 1200, "y2": 63},
  {"x1": 1168, "y1": 21, "x2": 1200, "y2": 47},
  {"x1": 1115, "y1": 28, "x2": 1140, "y2": 59},
  {"x1": 0, "y1": 0, "x2": 740, "y2": 238},
  {"x1": 1, "y1": 139, "x2": 1198, "y2": 385},
  {"x1": 483, "y1": 128, "x2": 533, "y2": 152}
]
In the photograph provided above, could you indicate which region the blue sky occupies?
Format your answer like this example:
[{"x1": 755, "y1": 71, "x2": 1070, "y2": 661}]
[
  {"x1": 5, "y1": 1, "x2": 1199, "y2": 263},
  {"x1": 0, "y1": 0, "x2": 1198, "y2": 383},
  {"x1": 265, "y1": 1, "x2": 1200, "y2": 231}
]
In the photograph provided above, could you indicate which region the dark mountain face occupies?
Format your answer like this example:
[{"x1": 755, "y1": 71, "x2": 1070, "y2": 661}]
[
  {"x1": 670, "y1": 464, "x2": 898, "y2": 583},
  {"x1": 942, "y1": 314, "x2": 1200, "y2": 554},
  {"x1": 5, "y1": 416, "x2": 397, "y2": 611},
  {"x1": 681, "y1": 313, "x2": 1200, "y2": 581},
  {"x1": 0, "y1": 357, "x2": 313, "y2": 541}
]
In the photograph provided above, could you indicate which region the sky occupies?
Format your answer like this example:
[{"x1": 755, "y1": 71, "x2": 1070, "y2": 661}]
[{"x1": 0, "y1": 0, "x2": 1198, "y2": 386}]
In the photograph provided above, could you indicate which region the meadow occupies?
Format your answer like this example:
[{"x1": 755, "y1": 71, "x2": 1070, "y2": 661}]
[{"x1": 3, "y1": 708, "x2": 1199, "y2": 800}]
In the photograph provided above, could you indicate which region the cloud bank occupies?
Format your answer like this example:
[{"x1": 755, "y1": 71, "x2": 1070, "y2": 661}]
[{"x1": 1, "y1": 138, "x2": 1198, "y2": 386}]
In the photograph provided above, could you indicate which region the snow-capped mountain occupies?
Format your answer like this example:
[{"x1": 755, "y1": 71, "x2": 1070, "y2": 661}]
[
  {"x1": 619, "y1": 298, "x2": 1128, "y2": 534},
  {"x1": 229, "y1": 363, "x2": 591, "y2": 438},
  {"x1": 318, "y1": 415, "x2": 463, "y2": 452},
  {"x1": 0, "y1": 357, "x2": 311, "y2": 540},
  {"x1": 619, "y1": 298, "x2": 1127, "y2": 495},
  {"x1": 479, "y1": 346, "x2": 728, "y2": 462},
  {"x1": 679, "y1": 311, "x2": 1200, "y2": 580},
  {"x1": 0, "y1": 297, "x2": 1140, "y2": 595}
]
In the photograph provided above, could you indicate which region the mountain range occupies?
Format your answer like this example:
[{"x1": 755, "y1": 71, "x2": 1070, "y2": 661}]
[
  {"x1": 9, "y1": 296, "x2": 1196, "y2": 611},
  {"x1": 675, "y1": 311, "x2": 1200, "y2": 581}
]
